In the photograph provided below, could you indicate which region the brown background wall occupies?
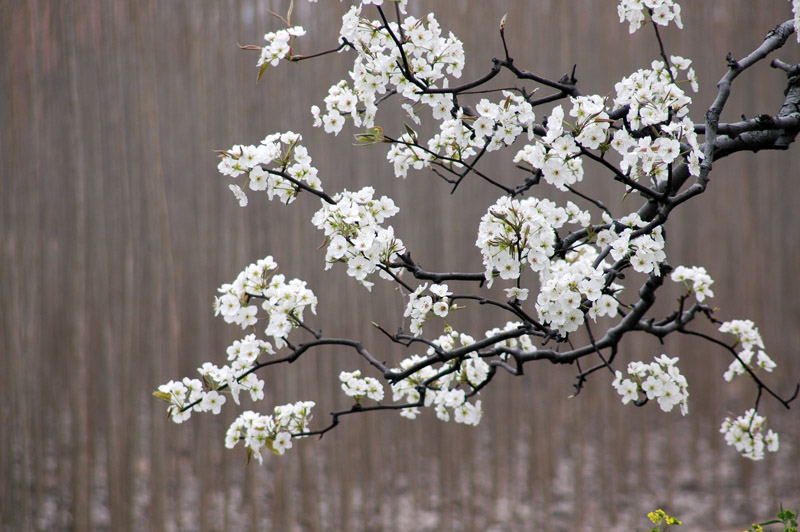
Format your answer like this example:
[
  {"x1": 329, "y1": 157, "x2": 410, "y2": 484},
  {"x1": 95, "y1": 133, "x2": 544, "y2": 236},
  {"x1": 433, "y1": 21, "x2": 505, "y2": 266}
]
[{"x1": 2, "y1": 1, "x2": 799, "y2": 531}]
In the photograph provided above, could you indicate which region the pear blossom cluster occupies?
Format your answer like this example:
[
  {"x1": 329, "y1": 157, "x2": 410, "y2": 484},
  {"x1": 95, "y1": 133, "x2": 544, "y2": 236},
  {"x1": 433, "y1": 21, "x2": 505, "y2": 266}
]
[
  {"x1": 311, "y1": 81, "x2": 359, "y2": 135},
  {"x1": 614, "y1": 57, "x2": 698, "y2": 128},
  {"x1": 339, "y1": 369, "x2": 385, "y2": 402},
  {"x1": 403, "y1": 283, "x2": 453, "y2": 335},
  {"x1": 514, "y1": 96, "x2": 616, "y2": 190},
  {"x1": 513, "y1": 105, "x2": 585, "y2": 191},
  {"x1": 418, "y1": 113, "x2": 477, "y2": 167},
  {"x1": 610, "y1": 57, "x2": 704, "y2": 184},
  {"x1": 617, "y1": 0, "x2": 683, "y2": 34},
  {"x1": 261, "y1": 276, "x2": 318, "y2": 347},
  {"x1": 225, "y1": 401, "x2": 316, "y2": 463},
  {"x1": 312, "y1": 7, "x2": 464, "y2": 139},
  {"x1": 596, "y1": 212, "x2": 666, "y2": 275},
  {"x1": 214, "y1": 255, "x2": 278, "y2": 328},
  {"x1": 476, "y1": 196, "x2": 589, "y2": 284},
  {"x1": 156, "y1": 378, "x2": 227, "y2": 424},
  {"x1": 200, "y1": 334, "x2": 272, "y2": 399},
  {"x1": 470, "y1": 92, "x2": 537, "y2": 150},
  {"x1": 570, "y1": 95, "x2": 612, "y2": 149},
  {"x1": 719, "y1": 408, "x2": 780, "y2": 460},
  {"x1": 310, "y1": 186, "x2": 404, "y2": 290},
  {"x1": 257, "y1": 26, "x2": 306, "y2": 69},
  {"x1": 670, "y1": 265, "x2": 714, "y2": 301},
  {"x1": 536, "y1": 247, "x2": 620, "y2": 334},
  {"x1": 388, "y1": 90, "x2": 536, "y2": 176},
  {"x1": 386, "y1": 111, "x2": 478, "y2": 178},
  {"x1": 217, "y1": 132, "x2": 322, "y2": 207},
  {"x1": 390, "y1": 331, "x2": 486, "y2": 425},
  {"x1": 612, "y1": 355, "x2": 690, "y2": 415},
  {"x1": 385, "y1": 131, "x2": 429, "y2": 178},
  {"x1": 156, "y1": 333, "x2": 274, "y2": 424},
  {"x1": 719, "y1": 319, "x2": 777, "y2": 382},
  {"x1": 428, "y1": 332, "x2": 490, "y2": 403},
  {"x1": 213, "y1": 255, "x2": 318, "y2": 348},
  {"x1": 613, "y1": 121, "x2": 702, "y2": 185}
]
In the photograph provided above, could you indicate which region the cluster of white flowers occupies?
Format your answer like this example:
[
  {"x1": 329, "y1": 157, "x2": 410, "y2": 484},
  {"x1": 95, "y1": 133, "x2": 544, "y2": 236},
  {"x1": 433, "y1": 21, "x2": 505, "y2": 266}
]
[
  {"x1": 719, "y1": 319, "x2": 777, "y2": 381},
  {"x1": 614, "y1": 124, "x2": 700, "y2": 185},
  {"x1": 597, "y1": 212, "x2": 667, "y2": 274},
  {"x1": 225, "y1": 401, "x2": 316, "y2": 463},
  {"x1": 262, "y1": 275, "x2": 318, "y2": 347},
  {"x1": 157, "y1": 332, "x2": 274, "y2": 423},
  {"x1": 312, "y1": 7, "x2": 463, "y2": 140},
  {"x1": 422, "y1": 330, "x2": 484, "y2": 376},
  {"x1": 476, "y1": 196, "x2": 588, "y2": 285},
  {"x1": 514, "y1": 105, "x2": 585, "y2": 191},
  {"x1": 670, "y1": 265, "x2": 714, "y2": 301},
  {"x1": 720, "y1": 408, "x2": 779, "y2": 460},
  {"x1": 614, "y1": 58, "x2": 697, "y2": 128},
  {"x1": 612, "y1": 355, "x2": 690, "y2": 414},
  {"x1": 391, "y1": 90, "x2": 537, "y2": 176},
  {"x1": 403, "y1": 283, "x2": 453, "y2": 335},
  {"x1": 156, "y1": 378, "x2": 228, "y2": 424},
  {"x1": 389, "y1": 102, "x2": 517, "y2": 179},
  {"x1": 385, "y1": 130, "x2": 430, "y2": 178},
  {"x1": 425, "y1": 113, "x2": 479, "y2": 163},
  {"x1": 312, "y1": 81, "x2": 359, "y2": 136},
  {"x1": 611, "y1": 58, "x2": 704, "y2": 183},
  {"x1": 213, "y1": 255, "x2": 318, "y2": 348},
  {"x1": 470, "y1": 93, "x2": 537, "y2": 150},
  {"x1": 339, "y1": 369, "x2": 385, "y2": 402},
  {"x1": 311, "y1": 186, "x2": 404, "y2": 290},
  {"x1": 390, "y1": 331, "x2": 485, "y2": 425},
  {"x1": 617, "y1": 0, "x2": 683, "y2": 34},
  {"x1": 218, "y1": 132, "x2": 321, "y2": 207},
  {"x1": 197, "y1": 358, "x2": 265, "y2": 407},
  {"x1": 570, "y1": 95, "x2": 612, "y2": 148},
  {"x1": 537, "y1": 247, "x2": 620, "y2": 334},
  {"x1": 258, "y1": 26, "x2": 306, "y2": 69}
]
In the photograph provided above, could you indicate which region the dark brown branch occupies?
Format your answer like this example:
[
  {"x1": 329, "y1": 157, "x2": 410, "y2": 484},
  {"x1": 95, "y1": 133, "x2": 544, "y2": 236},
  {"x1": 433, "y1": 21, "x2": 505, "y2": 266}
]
[
  {"x1": 415, "y1": 61, "x2": 503, "y2": 95},
  {"x1": 296, "y1": 399, "x2": 425, "y2": 439},
  {"x1": 263, "y1": 167, "x2": 336, "y2": 204},
  {"x1": 649, "y1": 12, "x2": 676, "y2": 85},
  {"x1": 390, "y1": 252, "x2": 486, "y2": 284},
  {"x1": 288, "y1": 38, "x2": 354, "y2": 62},
  {"x1": 694, "y1": 114, "x2": 800, "y2": 136}
]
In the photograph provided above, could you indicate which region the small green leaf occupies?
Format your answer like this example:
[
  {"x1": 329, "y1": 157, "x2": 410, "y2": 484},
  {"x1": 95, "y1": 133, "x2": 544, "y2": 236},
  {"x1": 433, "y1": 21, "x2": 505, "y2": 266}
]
[
  {"x1": 353, "y1": 126, "x2": 384, "y2": 146},
  {"x1": 256, "y1": 61, "x2": 269, "y2": 83},
  {"x1": 153, "y1": 391, "x2": 172, "y2": 402},
  {"x1": 265, "y1": 438, "x2": 282, "y2": 456}
]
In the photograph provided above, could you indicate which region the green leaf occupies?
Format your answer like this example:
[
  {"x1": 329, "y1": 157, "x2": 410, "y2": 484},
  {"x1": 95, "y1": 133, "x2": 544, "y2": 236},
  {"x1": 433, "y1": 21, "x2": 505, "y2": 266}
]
[
  {"x1": 153, "y1": 391, "x2": 172, "y2": 402},
  {"x1": 256, "y1": 61, "x2": 269, "y2": 83},
  {"x1": 353, "y1": 126, "x2": 385, "y2": 146},
  {"x1": 265, "y1": 438, "x2": 282, "y2": 456}
]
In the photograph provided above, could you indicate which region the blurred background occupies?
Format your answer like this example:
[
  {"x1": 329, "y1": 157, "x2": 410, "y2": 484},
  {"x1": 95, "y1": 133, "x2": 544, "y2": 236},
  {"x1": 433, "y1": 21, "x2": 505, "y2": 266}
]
[{"x1": 2, "y1": 1, "x2": 800, "y2": 531}]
